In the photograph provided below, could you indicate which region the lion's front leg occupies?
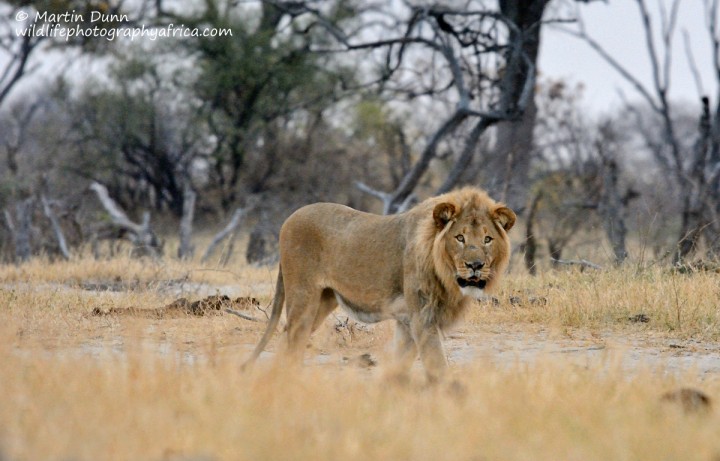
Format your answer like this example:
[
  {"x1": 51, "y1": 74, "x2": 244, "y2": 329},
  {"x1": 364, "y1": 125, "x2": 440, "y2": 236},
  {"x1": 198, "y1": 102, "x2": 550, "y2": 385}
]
[
  {"x1": 385, "y1": 320, "x2": 418, "y2": 383},
  {"x1": 410, "y1": 315, "x2": 448, "y2": 384}
]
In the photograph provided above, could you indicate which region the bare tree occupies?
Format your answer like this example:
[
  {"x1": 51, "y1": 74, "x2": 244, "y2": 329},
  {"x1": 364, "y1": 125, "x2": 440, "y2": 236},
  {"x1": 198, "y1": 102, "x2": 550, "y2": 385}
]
[
  {"x1": 563, "y1": 0, "x2": 720, "y2": 263},
  {"x1": 595, "y1": 122, "x2": 630, "y2": 265},
  {"x1": 485, "y1": 0, "x2": 548, "y2": 213},
  {"x1": 89, "y1": 182, "x2": 162, "y2": 257},
  {"x1": 284, "y1": 3, "x2": 537, "y2": 214},
  {"x1": 525, "y1": 79, "x2": 636, "y2": 270},
  {"x1": 3, "y1": 198, "x2": 33, "y2": 263},
  {"x1": 1, "y1": 0, "x2": 128, "y2": 107},
  {"x1": 0, "y1": 98, "x2": 43, "y2": 176},
  {"x1": 177, "y1": 182, "x2": 196, "y2": 260},
  {"x1": 148, "y1": 0, "x2": 356, "y2": 211},
  {"x1": 524, "y1": 190, "x2": 542, "y2": 275},
  {"x1": 201, "y1": 208, "x2": 246, "y2": 265},
  {"x1": 529, "y1": 80, "x2": 599, "y2": 267},
  {"x1": 0, "y1": 5, "x2": 44, "y2": 107},
  {"x1": 40, "y1": 193, "x2": 70, "y2": 261}
]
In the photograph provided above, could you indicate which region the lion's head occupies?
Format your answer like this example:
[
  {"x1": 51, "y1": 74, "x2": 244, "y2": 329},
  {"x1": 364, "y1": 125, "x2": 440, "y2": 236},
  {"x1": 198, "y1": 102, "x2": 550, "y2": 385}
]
[{"x1": 425, "y1": 188, "x2": 516, "y2": 299}]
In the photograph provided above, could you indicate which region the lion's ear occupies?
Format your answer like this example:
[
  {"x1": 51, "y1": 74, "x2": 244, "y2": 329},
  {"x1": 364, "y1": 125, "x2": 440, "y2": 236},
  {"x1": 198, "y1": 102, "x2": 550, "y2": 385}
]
[
  {"x1": 433, "y1": 202, "x2": 456, "y2": 230},
  {"x1": 492, "y1": 206, "x2": 516, "y2": 231}
]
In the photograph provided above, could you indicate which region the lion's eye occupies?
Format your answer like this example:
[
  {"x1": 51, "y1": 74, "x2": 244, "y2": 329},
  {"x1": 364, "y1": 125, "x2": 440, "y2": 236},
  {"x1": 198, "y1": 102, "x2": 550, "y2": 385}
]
[
  {"x1": 484, "y1": 236, "x2": 493, "y2": 244},
  {"x1": 455, "y1": 235, "x2": 465, "y2": 243}
]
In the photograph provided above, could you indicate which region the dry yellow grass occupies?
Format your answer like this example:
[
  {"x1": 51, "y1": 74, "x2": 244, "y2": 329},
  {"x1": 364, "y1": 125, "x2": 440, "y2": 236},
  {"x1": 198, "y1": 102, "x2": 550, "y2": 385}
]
[
  {"x1": 1, "y1": 256, "x2": 720, "y2": 460},
  {"x1": 477, "y1": 265, "x2": 720, "y2": 340},
  {"x1": 0, "y1": 251, "x2": 274, "y2": 288},
  {"x1": 2, "y1": 348, "x2": 719, "y2": 461}
]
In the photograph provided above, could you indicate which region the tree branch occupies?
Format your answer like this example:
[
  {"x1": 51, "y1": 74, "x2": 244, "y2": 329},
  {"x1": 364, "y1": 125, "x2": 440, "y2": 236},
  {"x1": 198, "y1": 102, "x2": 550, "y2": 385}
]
[
  {"x1": 557, "y1": 24, "x2": 661, "y2": 113},
  {"x1": 89, "y1": 182, "x2": 160, "y2": 257},
  {"x1": 682, "y1": 29, "x2": 706, "y2": 97},
  {"x1": 551, "y1": 258, "x2": 602, "y2": 270},
  {"x1": 41, "y1": 195, "x2": 70, "y2": 260},
  {"x1": 436, "y1": 117, "x2": 493, "y2": 194},
  {"x1": 202, "y1": 207, "x2": 246, "y2": 263}
]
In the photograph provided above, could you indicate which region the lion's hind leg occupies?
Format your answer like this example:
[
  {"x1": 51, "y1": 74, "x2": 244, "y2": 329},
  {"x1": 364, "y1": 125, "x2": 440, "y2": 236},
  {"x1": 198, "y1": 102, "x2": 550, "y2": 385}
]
[
  {"x1": 312, "y1": 288, "x2": 339, "y2": 332},
  {"x1": 282, "y1": 286, "x2": 327, "y2": 364}
]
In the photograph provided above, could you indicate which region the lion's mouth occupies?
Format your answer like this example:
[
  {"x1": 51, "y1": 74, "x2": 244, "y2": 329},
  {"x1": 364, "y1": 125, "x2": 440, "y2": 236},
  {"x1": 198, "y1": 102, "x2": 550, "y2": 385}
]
[{"x1": 456, "y1": 277, "x2": 486, "y2": 290}]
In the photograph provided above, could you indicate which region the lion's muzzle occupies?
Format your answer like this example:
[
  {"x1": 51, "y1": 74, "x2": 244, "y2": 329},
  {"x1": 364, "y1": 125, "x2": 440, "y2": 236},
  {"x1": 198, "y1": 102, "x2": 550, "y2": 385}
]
[
  {"x1": 456, "y1": 259, "x2": 488, "y2": 294},
  {"x1": 456, "y1": 276, "x2": 487, "y2": 290},
  {"x1": 465, "y1": 260, "x2": 484, "y2": 271}
]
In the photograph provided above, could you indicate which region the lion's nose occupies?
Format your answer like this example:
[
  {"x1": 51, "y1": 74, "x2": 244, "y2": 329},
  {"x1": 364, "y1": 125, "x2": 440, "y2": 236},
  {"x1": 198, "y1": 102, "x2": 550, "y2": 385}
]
[{"x1": 466, "y1": 260, "x2": 484, "y2": 271}]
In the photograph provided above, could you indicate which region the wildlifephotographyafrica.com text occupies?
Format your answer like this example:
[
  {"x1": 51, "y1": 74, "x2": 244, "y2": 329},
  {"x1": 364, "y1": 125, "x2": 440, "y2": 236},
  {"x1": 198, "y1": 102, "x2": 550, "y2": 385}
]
[{"x1": 15, "y1": 9, "x2": 232, "y2": 41}]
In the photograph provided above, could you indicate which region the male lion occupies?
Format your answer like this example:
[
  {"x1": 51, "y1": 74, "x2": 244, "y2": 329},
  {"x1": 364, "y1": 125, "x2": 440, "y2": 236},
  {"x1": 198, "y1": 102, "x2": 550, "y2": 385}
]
[{"x1": 245, "y1": 187, "x2": 515, "y2": 382}]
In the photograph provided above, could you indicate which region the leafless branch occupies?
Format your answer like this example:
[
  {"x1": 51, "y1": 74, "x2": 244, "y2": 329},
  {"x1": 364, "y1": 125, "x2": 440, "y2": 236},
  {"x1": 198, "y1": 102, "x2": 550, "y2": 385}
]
[
  {"x1": 202, "y1": 207, "x2": 246, "y2": 263},
  {"x1": 3, "y1": 209, "x2": 14, "y2": 234},
  {"x1": 90, "y1": 182, "x2": 144, "y2": 234},
  {"x1": 551, "y1": 258, "x2": 602, "y2": 270},
  {"x1": 178, "y1": 183, "x2": 196, "y2": 260},
  {"x1": 562, "y1": 1, "x2": 685, "y2": 182},
  {"x1": 436, "y1": 117, "x2": 493, "y2": 194},
  {"x1": 280, "y1": 3, "x2": 537, "y2": 212},
  {"x1": 662, "y1": 0, "x2": 681, "y2": 90},
  {"x1": 4, "y1": 198, "x2": 33, "y2": 263},
  {"x1": 683, "y1": 29, "x2": 706, "y2": 97},
  {"x1": 0, "y1": 29, "x2": 42, "y2": 107},
  {"x1": 383, "y1": 109, "x2": 467, "y2": 212},
  {"x1": 89, "y1": 182, "x2": 160, "y2": 257},
  {"x1": 41, "y1": 195, "x2": 70, "y2": 260},
  {"x1": 557, "y1": 24, "x2": 660, "y2": 113},
  {"x1": 224, "y1": 308, "x2": 262, "y2": 322},
  {"x1": 637, "y1": 0, "x2": 664, "y2": 94},
  {"x1": 704, "y1": 0, "x2": 720, "y2": 86}
]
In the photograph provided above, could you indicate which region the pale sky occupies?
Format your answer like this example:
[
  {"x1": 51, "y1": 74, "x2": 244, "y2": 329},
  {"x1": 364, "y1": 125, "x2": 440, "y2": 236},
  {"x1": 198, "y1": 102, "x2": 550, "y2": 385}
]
[{"x1": 539, "y1": 0, "x2": 718, "y2": 114}]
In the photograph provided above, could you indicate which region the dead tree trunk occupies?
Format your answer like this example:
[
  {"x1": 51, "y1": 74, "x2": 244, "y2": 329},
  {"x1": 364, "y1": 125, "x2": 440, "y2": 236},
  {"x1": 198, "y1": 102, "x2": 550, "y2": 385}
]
[
  {"x1": 436, "y1": 118, "x2": 494, "y2": 195},
  {"x1": 357, "y1": 110, "x2": 468, "y2": 214},
  {"x1": 524, "y1": 191, "x2": 542, "y2": 275},
  {"x1": 335, "y1": 5, "x2": 535, "y2": 213},
  {"x1": 41, "y1": 195, "x2": 70, "y2": 260},
  {"x1": 177, "y1": 183, "x2": 196, "y2": 260},
  {"x1": 675, "y1": 97, "x2": 711, "y2": 264},
  {"x1": 201, "y1": 207, "x2": 245, "y2": 264},
  {"x1": 89, "y1": 182, "x2": 161, "y2": 257},
  {"x1": 486, "y1": 0, "x2": 548, "y2": 213},
  {"x1": 598, "y1": 157, "x2": 628, "y2": 265},
  {"x1": 566, "y1": 0, "x2": 711, "y2": 265},
  {"x1": 675, "y1": 207, "x2": 704, "y2": 264},
  {"x1": 595, "y1": 123, "x2": 629, "y2": 265},
  {"x1": 548, "y1": 239, "x2": 563, "y2": 269},
  {"x1": 4, "y1": 198, "x2": 33, "y2": 263}
]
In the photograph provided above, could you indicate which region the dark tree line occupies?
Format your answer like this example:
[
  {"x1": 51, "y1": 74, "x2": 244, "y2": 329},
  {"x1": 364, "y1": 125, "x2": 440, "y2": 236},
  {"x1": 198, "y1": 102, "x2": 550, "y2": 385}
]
[{"x1": 1, "y1": 0, "x2": 719, "y2": 270}]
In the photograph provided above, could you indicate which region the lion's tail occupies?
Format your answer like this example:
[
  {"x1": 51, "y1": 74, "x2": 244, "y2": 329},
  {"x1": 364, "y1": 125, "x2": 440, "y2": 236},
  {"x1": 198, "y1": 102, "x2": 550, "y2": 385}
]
[{"x1": 242, "y1": 265, "x2": 285, "y2": 369}]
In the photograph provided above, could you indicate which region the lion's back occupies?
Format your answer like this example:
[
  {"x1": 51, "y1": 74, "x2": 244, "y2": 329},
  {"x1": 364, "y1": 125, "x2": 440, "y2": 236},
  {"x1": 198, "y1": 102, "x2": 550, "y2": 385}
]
[
  {"x1": 280, "y1": 203, "x2": 374, "y2": 243},
  {"x1": 278, "y1": 202, "x2": 411, "y2": 287}
]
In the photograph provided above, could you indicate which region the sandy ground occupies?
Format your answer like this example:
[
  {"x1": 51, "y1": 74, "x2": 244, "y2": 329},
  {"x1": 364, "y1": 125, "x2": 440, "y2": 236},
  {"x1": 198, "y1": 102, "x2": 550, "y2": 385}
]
[
  {"x1": 445, "y1": 327, "x2": 720, "y2": 376},
  {"x1": 33, "y1": 316, "x2": 720, "y2": 379},
  {"x1": 156, "y1": 281, "x2": 720, "y2": 377},
  {"x1": 10, "y1": 280, "x2": 720, "y2": 379}
]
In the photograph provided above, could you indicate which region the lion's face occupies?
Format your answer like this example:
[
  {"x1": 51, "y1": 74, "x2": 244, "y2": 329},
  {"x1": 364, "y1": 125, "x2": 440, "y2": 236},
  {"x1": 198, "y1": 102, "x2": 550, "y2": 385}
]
[{"x1": 433, "y1": 200, "x2": 515, "y2": 298}]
